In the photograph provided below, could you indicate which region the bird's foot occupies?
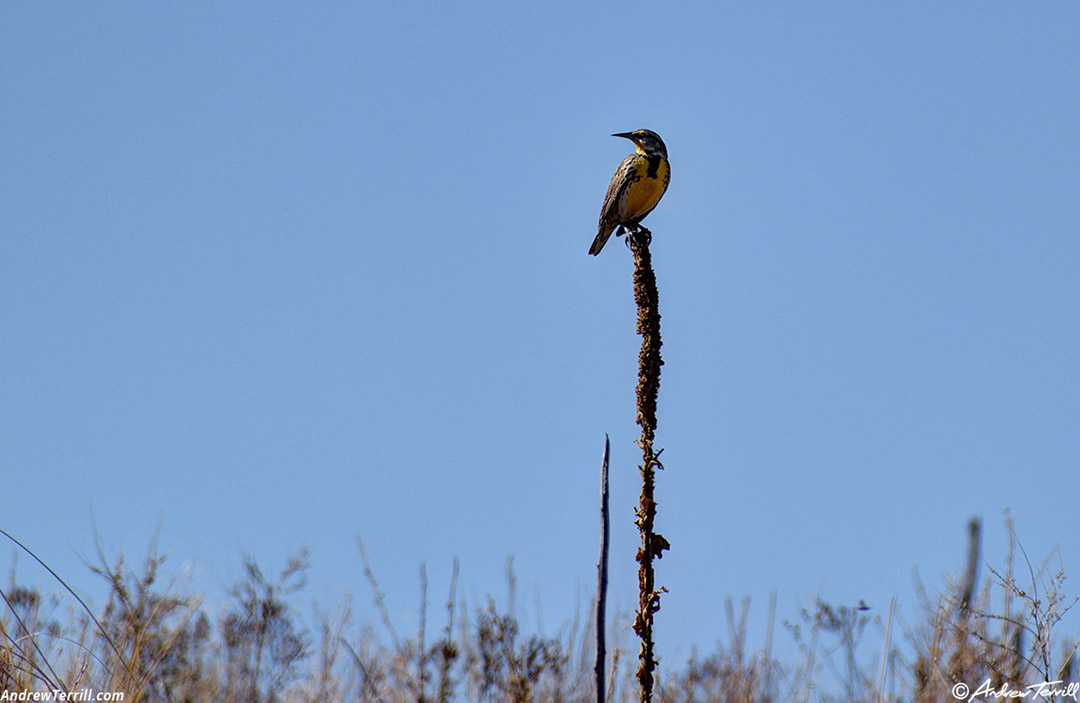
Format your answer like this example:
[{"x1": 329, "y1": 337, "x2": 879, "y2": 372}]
[{"x1": 627, "y1": 225, "x2": 652, "y2": 249}]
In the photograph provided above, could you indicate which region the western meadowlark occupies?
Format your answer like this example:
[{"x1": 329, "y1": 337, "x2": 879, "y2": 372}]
[{"x1": 589, "y1": 129, "x2": 670, "y2": 256}]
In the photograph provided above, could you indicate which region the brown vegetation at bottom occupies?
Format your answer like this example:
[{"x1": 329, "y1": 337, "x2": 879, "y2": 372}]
[{"x1": 1, "y1": 517, "x2": 1076, "y2": 703}]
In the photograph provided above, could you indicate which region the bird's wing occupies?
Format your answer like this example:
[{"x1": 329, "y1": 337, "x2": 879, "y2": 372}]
[
  {"x1": 598, "y1": 154, "x2": 639, "y2": 230},
  {"x1": 589, "y1": 155, "x2": 640, "y2": 254}
]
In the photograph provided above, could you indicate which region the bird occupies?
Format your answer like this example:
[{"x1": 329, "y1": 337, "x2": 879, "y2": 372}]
[{"x1": 589, "y1": 129, "x2": 670, "y2": 256}]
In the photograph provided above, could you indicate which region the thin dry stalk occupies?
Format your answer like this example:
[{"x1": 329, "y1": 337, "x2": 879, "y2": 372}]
[
  {"x1": 595, "y1": 435, "x2": 611, "y2": 703},
  {"x1": 436, "y1": 558, "x2": 459, "y2": 703},
  {"x1": 878, "y1": 595, "x2": 896, "y2": 701},
  {"x1": 356, "y1": 537, "x2": 401, "y2": 652},
  {"x1": 418, "y1": 563, "x2": 428, "y2": 703},
  {"x1": 1, "y1": 528, "x2": 125, "y2": 685}
]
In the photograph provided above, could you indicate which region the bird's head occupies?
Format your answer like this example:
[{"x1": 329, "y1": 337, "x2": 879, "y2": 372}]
[{"x1": 613, "y1": 129, "x2": 667, "y2": 159}]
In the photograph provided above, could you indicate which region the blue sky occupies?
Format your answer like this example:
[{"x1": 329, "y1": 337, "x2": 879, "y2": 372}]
[{"x1": 3, "y1": 1, "x2": 1079, "y2": 670}]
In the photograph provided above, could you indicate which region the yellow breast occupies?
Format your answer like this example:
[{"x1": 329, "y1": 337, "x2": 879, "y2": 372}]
[{"x1": 622, "y1": 156, "x2": 670, "y2": 220}]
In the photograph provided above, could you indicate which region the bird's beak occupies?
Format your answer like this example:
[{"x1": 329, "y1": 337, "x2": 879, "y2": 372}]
[{"x1": 612, "y1": 132, "x2": 635, "y2": 140}]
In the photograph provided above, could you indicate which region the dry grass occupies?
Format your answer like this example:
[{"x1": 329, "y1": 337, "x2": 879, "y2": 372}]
[{"x1": 1, "y1": 516, "x2": 1076, "y2": 702}]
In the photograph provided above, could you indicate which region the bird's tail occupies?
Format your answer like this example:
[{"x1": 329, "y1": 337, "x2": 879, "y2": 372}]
[{"x1": 589, "y1": 223, "x2": 617, "y2": 256}]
